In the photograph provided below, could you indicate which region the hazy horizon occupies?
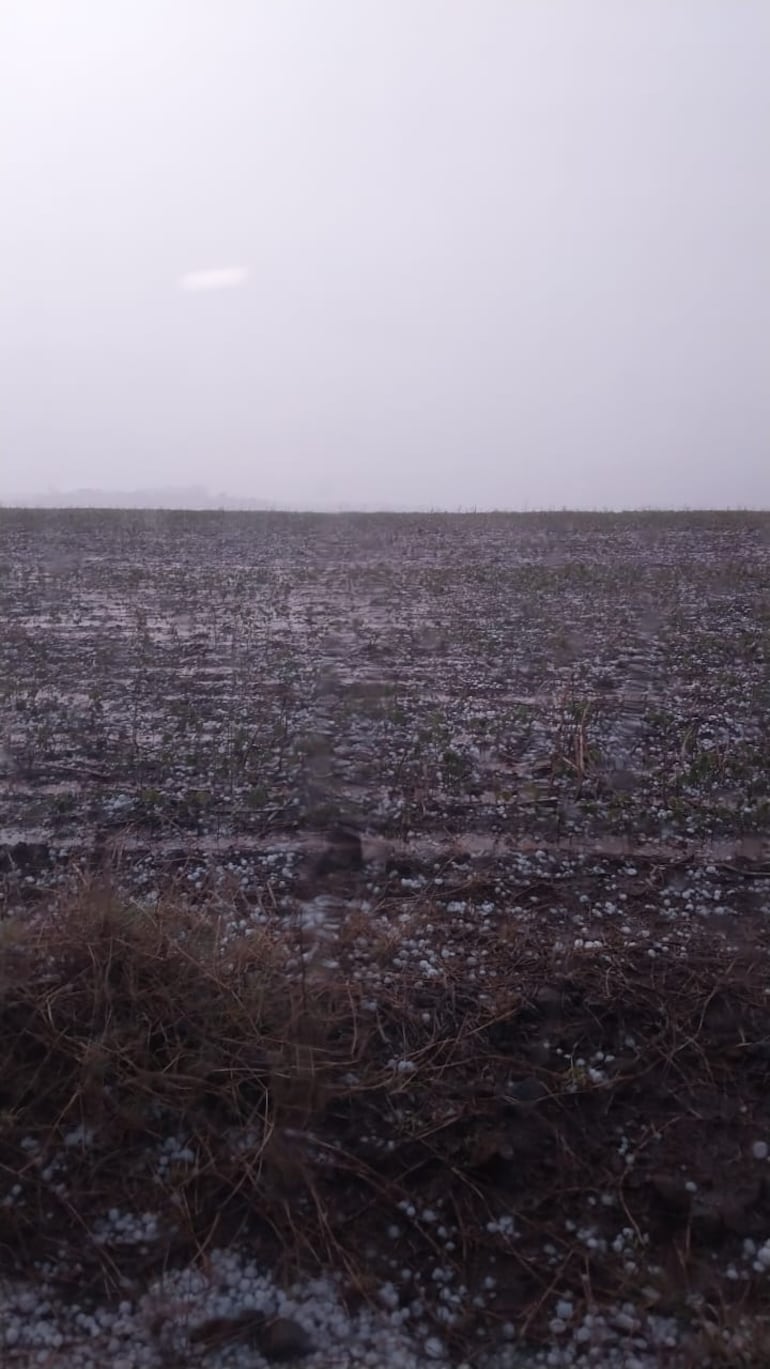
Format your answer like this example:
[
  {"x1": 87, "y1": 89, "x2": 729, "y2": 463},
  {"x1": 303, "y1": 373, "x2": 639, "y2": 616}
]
[
  {"x1": 3, "y1": 484, "x2": 769, "y2": 515},
  {"x1": 2, "y1": 2, "x2": 769, "y2": 510}
]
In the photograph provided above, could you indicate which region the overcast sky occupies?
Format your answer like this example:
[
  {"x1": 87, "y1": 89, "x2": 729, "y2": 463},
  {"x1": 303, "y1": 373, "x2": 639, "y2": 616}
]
[{"x1": 1, "y1": 1, "x2": 768, "y2": 509}]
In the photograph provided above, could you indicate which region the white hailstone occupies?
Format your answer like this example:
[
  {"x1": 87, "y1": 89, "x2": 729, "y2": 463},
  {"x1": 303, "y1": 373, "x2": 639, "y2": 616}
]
[
  {"x1": 752, "y1": 1141, "x2": 769, "y2": 1161},
  {"x1": 424, "y1": 1335, "x2": 446, "y2": 1358},
  {"x1": 378, "y1": 1284, "x2": 400, "y2": 1310}
]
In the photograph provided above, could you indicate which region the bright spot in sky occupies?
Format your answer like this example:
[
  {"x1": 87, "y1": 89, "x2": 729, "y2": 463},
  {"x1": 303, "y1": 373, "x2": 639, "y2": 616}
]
[{"x1": 178, "y1": 267, "x2": 250, "y2": 292}]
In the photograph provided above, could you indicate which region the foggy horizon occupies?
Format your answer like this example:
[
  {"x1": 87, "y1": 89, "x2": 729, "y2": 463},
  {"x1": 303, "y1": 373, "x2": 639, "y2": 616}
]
[
  {"x1": 3, "y1": 484, "x2": 769, "y2": 515},
  {"x1": 2, "y1": 1, "x2": 769, "y2": 510}
]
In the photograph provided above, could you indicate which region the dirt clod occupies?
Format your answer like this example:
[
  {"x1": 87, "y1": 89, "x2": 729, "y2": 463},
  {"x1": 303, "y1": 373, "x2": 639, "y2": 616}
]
[{"x1": 258, "y1": 1317, "x2": 315, "y2": 1362}]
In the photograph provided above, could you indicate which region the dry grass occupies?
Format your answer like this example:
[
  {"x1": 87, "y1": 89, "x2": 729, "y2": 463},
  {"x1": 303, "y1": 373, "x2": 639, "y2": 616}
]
[{"x1": 2, "y1": 884, "x2": 770, "y2": 1354}]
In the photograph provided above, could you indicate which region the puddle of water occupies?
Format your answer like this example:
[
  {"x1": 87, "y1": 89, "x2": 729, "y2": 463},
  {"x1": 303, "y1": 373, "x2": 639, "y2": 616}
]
[
  {"x1": 411, "y1": 830, "x2": 770, "y2": 863},
  {"x1": 1, "y1": 825, "x2": 766, "y2": 868},
  {"x1": 0, "y1": 827, "x2": 51, "y2": 846}
]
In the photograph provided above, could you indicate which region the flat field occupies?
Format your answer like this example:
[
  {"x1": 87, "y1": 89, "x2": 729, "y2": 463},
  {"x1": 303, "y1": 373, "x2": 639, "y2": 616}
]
[{"x1": 1, "y1": 508, "x2": 769, "y2": 1368}]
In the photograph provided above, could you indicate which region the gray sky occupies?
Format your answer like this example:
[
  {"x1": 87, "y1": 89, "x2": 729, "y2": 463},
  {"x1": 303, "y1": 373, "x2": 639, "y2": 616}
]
[{"x1": 2, "y1": 0, "x2": 768, "y2": 509}]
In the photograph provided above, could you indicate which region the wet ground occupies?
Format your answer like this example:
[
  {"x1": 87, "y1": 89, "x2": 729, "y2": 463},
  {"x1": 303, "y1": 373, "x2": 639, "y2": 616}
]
[
  {"x1": 2, "y1": 509, "x2": 770, "y2": 1366},
  {"x1": 2, "y1": 508, "x2": 768, "y2": 901}
]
